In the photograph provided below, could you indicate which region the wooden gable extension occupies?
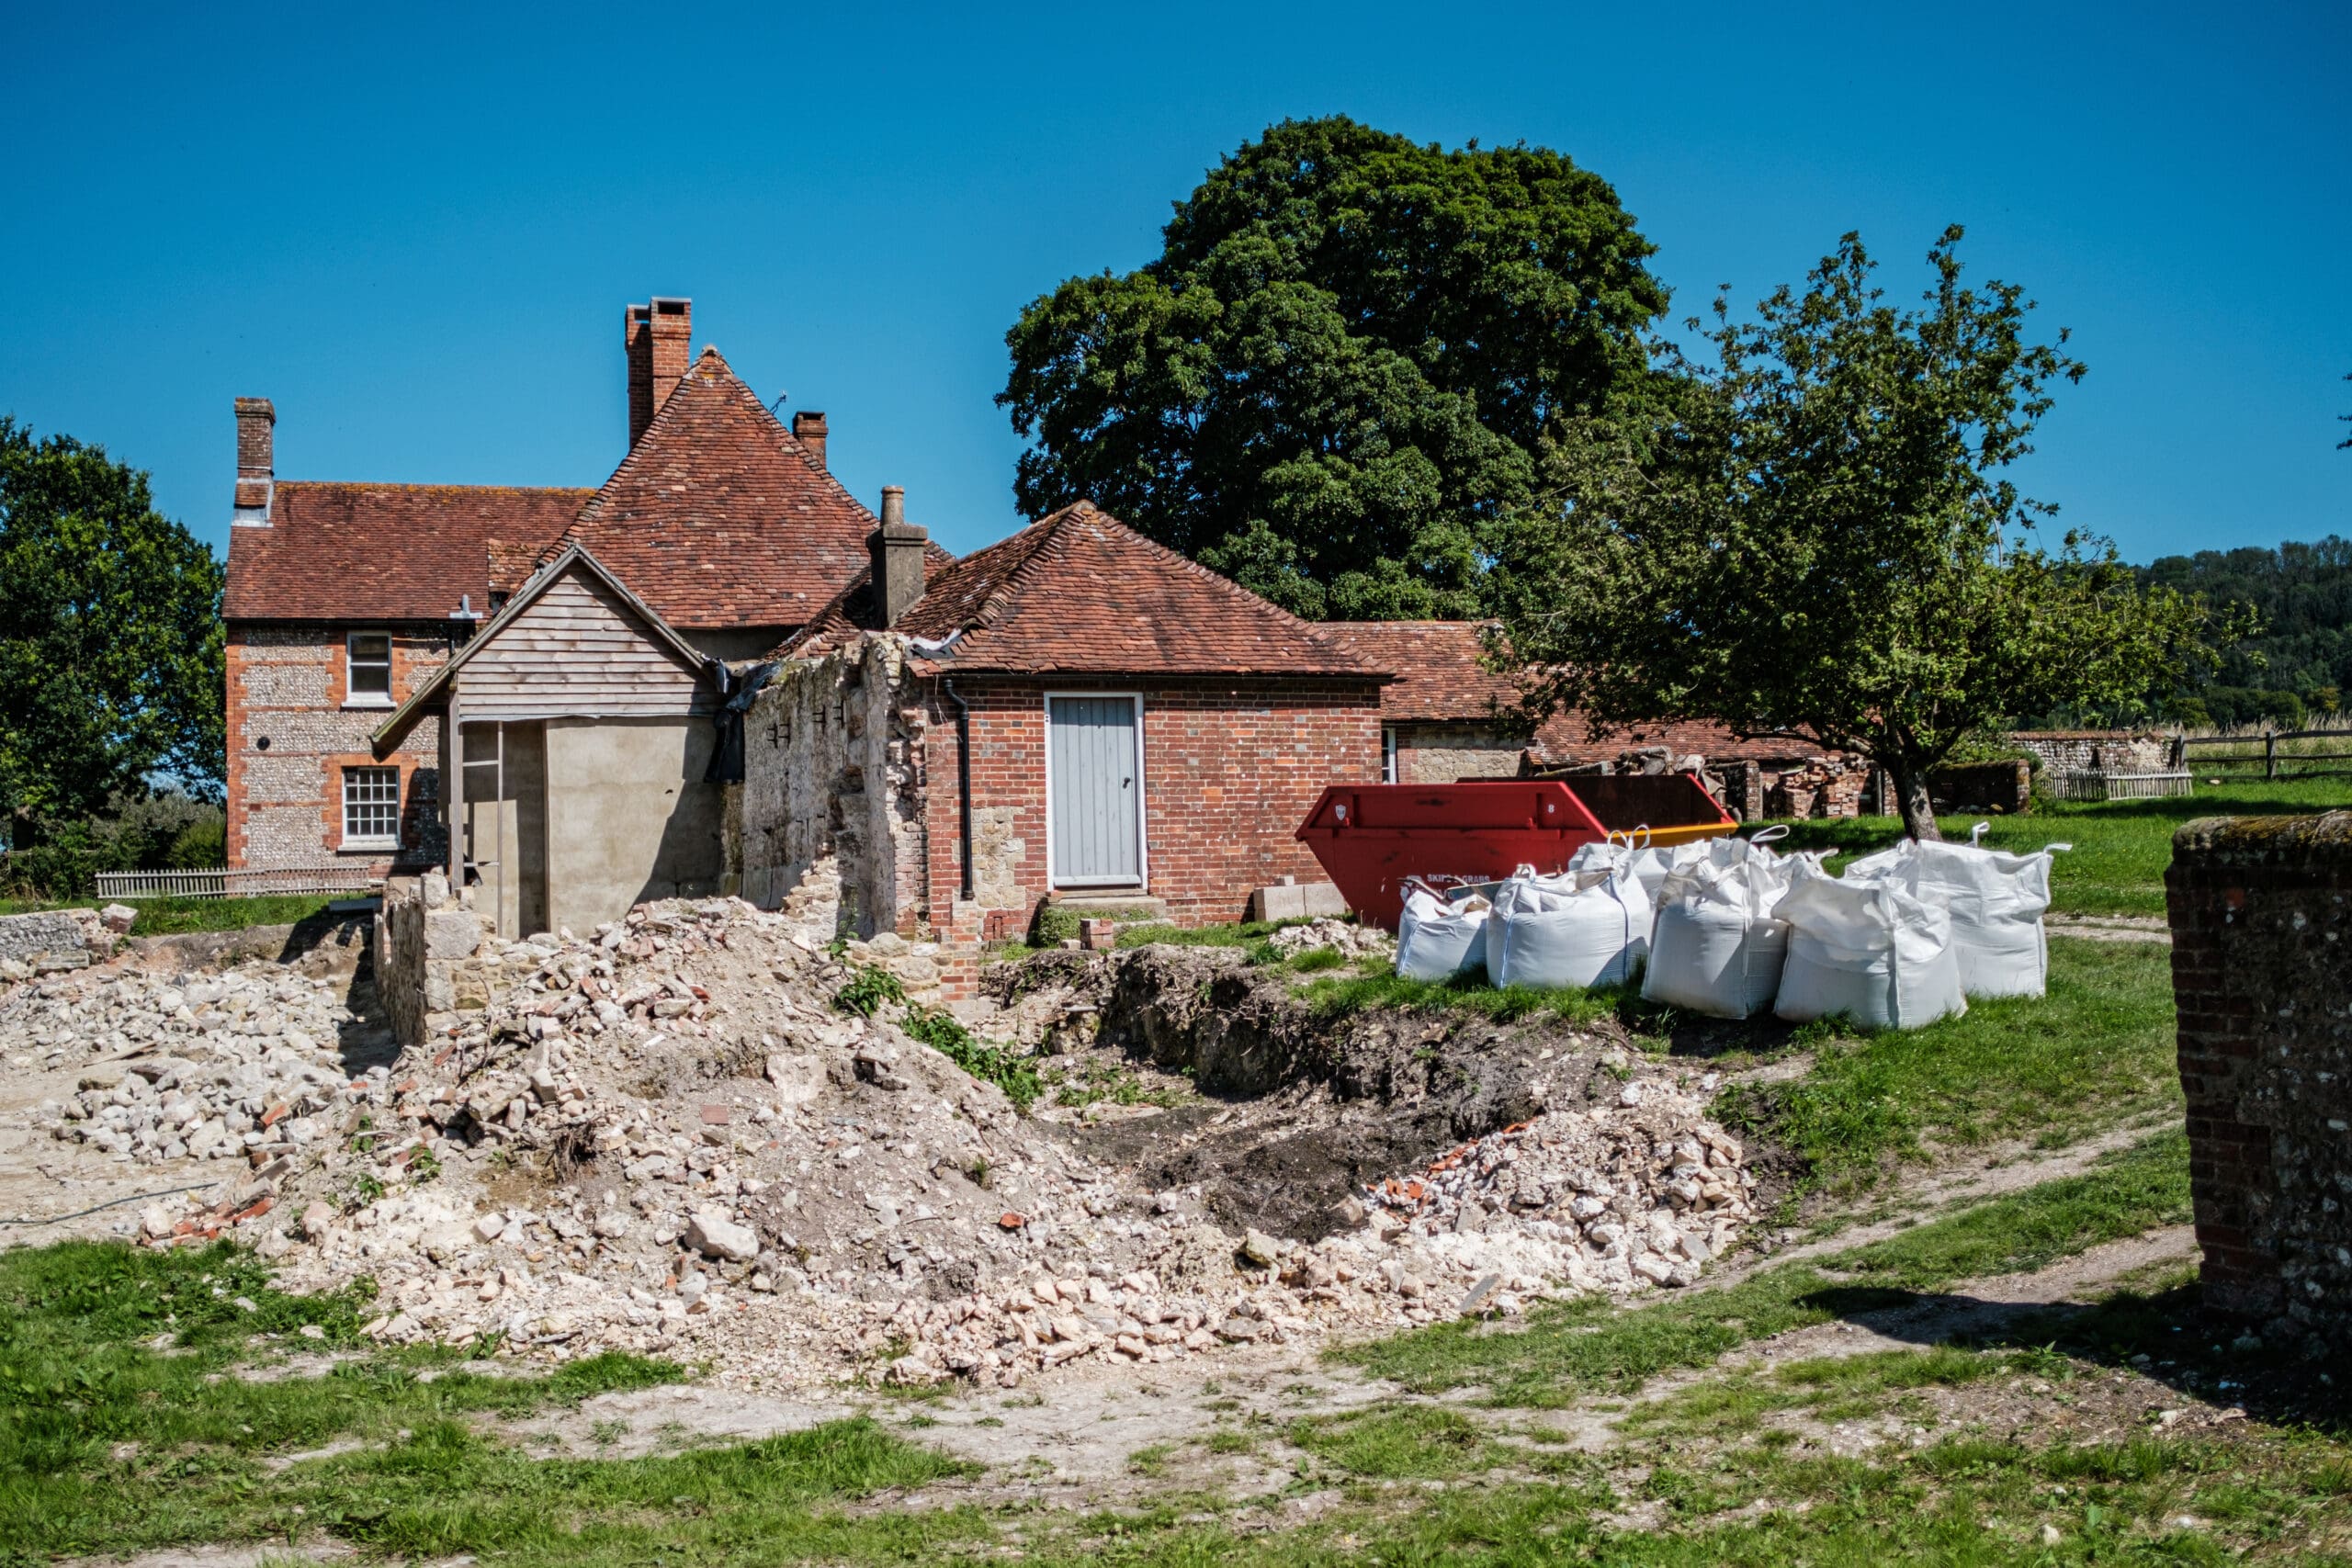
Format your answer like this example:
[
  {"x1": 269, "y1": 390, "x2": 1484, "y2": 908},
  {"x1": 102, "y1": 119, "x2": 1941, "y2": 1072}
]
[{"x1": 454, "y1": 565, "x2": 715, "y2": 720}]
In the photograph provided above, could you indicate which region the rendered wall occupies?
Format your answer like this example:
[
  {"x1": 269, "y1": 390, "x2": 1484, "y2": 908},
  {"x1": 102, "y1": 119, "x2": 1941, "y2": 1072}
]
[
  {"x1": 543, "y1": 716, "x2": 724, "y2": 934},
  {"x1": 2167, "y1": 810, "x2": 2352, "y2": 1345}
]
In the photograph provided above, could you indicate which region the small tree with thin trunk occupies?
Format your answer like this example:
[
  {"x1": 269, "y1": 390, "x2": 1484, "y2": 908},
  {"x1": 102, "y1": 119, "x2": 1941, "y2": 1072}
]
[{"x1": 1493, "y1": 227, "x2": 2226, "y2": 840}]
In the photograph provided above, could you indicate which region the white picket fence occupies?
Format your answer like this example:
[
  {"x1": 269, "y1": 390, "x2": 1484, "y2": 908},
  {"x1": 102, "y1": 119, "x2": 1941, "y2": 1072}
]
[{"x1": 94, "y1": 865, "x2": 382, "y2": 901}]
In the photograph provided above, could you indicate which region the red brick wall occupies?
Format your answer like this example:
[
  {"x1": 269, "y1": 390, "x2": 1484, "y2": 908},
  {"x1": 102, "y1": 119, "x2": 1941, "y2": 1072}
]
[
  {"x1": 2167, "y1": 811, "x2": 2352, "y2": 1339},
  {"x1": 225, "y1": 624, "x2": 451, "y2": 872},
  {"x1": 920, "y1": 677, "x2": 1382, "y2": 941}
]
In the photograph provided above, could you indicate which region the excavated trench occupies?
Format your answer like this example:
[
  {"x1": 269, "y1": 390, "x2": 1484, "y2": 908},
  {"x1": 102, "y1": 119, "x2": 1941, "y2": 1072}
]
[{"x1": 984, "y1": 945, "x2": 1664, "y2": 1243}]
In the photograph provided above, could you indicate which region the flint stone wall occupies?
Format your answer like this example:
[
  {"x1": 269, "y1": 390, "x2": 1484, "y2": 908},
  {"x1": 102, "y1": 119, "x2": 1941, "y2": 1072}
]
[
  {"x1": 2167, "y1": 811, "x2": 2352, "y2": 1339},
  {"x1": 0, "y1": 908, "x2": 110, "y2": 979}
]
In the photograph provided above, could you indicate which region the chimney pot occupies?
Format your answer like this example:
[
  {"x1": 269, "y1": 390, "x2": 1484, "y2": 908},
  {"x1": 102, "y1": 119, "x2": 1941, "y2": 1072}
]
[
  {"x1": 793, "y1": 410, "x2": 830, "y2": 472},
  {"x1": 870, "y1": 488, "x2": 928, "y2": 627},
  {"x1": 624, "y1": 297, "x2": 693, "y2": 447},
  {"x1": 232, "y1": 398, "x2": 275, "y2": 525}
]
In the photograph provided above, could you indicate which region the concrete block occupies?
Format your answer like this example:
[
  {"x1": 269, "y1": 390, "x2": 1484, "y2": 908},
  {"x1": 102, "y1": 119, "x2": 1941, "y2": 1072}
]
[
  {"x1": 1249, "y1": 884, "x2": 1308, "y2": 923},
  {"x1": 1299, "y1": 882, "x2": 1348, "y2": 919}
]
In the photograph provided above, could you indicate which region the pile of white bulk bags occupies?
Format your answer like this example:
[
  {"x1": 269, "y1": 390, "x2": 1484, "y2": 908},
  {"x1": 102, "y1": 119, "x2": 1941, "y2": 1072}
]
[
  {"x1": 1642, "y1": 828, "x2": 1799, "y2": 1018},
  {"x1": 1395, "y1": 883, "x2": 1491, "y2": 982},
  {"x1": 1486, "y1": 862, "x2": 1652, "y2": 990},
  {"x1": 1849, "y1": 824, "x2": 2069, "y2": 998},
  {"x1": 1773, "y1": 863, "x2": 1968, "y2": 1030}
]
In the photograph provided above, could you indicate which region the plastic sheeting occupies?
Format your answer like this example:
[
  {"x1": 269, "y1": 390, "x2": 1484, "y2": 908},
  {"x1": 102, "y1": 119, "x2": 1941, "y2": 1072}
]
[
  {"x1": 1396, "y1": 885, "x2": 1490, "y2": 982},
  {"x1": 1773, "y1": 863, "x2": 1967, "y2": 1030},
  {"x1": 1642, "y1": 828, "x2": 1796, "y2": 1019},
  {"x1": 1849, "y1": 824, "x2": 2069, "y2": 998},
  {"x1": 1487, "y1": 862, "x2": 1652, "y2": 991}
]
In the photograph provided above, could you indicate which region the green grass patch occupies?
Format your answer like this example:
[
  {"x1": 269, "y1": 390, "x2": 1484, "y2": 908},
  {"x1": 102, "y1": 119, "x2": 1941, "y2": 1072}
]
[
  {"x1": 0, "y1": 892, "x2": 345, "y2": 934},
  {"x1": 1295, "y1": 965, "x2": 1641, "y2": 1026},
  {"x1": 1759, "y1": 776, "x2": 2352, "y2": 917},
  {"x1": 0, "y1": 1238, "x2": 984, "y2": 1563},
  {"x1": 1285, "y1": 1404, "x2": 1503, "y2": 1479},
  {"x1": 1337, "y1": 1129, "x2": 2191, "y2": 1407},
  {"x1": 1716, "y1": 936, "x2": 2180, "y2": 1190}
]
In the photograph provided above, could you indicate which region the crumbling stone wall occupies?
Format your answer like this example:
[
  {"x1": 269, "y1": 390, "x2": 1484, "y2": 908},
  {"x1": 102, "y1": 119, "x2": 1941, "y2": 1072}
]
[
  {"x1": 2014, "y1": 729, "x2": 2175, "y2": 775},
  {"x1": 377, "y1": 872, "x2": 489, "y2": 1047},
  {"x1": 2167, "y1": 811, "x2": 2352, "y2": 1341},
  {"x1": 0, "y1": 908, "x2": 112, "y2": 981},
  {"x1": 731, "y1": 637, "x2": 930, "y2": 940}
]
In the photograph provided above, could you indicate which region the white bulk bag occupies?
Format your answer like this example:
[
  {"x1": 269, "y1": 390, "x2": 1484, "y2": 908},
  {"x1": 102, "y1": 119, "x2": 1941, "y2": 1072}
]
[
  {"x1": 1849, "y1": 824, "x2": 2067, "y2": 998},
  {"x1": 1395, "y1": 885, "x2": 1490, "y2": 982},
  {"x1": 1570, "y1": 829, "x2": 1704, "y2": 904},
  {"x1": 1642, "y1": 830, "x2": 1797, "y2": 1018},
  {"x1": 1487, "y1": 863, "x2": 1652, "y2": 991},
  {"x1": 1773, "y1": 863, "x2": 1966, "y2": 1029}
]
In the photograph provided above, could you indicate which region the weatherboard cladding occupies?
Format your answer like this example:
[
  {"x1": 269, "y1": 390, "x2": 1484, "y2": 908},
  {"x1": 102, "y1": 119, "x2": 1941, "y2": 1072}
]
[
  {"x1": 448, "y1": 566, "x2": 714, "y2": 720},
  {"x1": 223, "y1": 482, "x2": 592, "y2": 622},
  {"x1": 552, "y1": 347, "x2": 879, "y2": 630}
]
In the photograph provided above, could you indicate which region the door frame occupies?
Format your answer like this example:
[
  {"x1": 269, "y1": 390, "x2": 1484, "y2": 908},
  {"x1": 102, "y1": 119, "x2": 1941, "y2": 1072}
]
[{"x1": 1042, "y1": 690, "x2": 1148, "y2": 890}]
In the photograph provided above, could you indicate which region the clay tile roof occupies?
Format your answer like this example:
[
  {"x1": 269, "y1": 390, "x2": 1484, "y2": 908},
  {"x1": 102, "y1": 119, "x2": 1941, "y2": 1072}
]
[
  {"x1": 224, "y1": 482, "x2": 592, "y2": 622},
  {"x1": 553, "y1": 347, "x2": 877, "y2": 629},
  {"x1": 786, "y1": 502, "x2": 1380, "y2": 679},
  {"x1": 1317, "y1": 621, "x2": 1530, "y2": 722}
]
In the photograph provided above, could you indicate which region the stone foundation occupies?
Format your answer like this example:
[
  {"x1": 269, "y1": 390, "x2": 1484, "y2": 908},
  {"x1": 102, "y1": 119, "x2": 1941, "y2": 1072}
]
[
  {"x1": 376, "y1": 872, "x2": 489, "y2": 1047},
  {"x1": 2167, "y1": 811, "x2": 2352, "y2": 1340}
]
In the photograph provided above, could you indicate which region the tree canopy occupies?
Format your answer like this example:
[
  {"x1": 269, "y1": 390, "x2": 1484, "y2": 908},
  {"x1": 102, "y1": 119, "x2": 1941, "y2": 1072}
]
[
  {"x1": 1000, "y1": 116, "x2": 1670, "y2": 619},
  {"x1": 1494, "y1": 228, "x2": 2225, "y2": 840},
  {"x1": 0, "y1": 419, "x2": 225, "y2": 819}
]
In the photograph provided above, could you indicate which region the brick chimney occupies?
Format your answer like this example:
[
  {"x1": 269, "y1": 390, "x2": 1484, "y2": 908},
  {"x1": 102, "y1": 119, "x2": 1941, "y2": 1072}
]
[
  {"x1": 792, "y1": 410, "x2": 829, "y2": 471},
  {"x1": 869, "y1": 486, "x2": 929, "y2": 626},
  {"x1": 624, "y1": 297, "x2": 692, "y2": 446},
  {"x1": 232, "y1": 397, "x2": 275, "y2": 526}
]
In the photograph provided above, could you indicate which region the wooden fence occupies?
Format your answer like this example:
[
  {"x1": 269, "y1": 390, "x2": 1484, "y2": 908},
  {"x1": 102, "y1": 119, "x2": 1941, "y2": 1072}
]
[
  {"x1": 2052, "y1": 770, "x2": 2195, "y2": 803},
  {"x1": 2178, "y1": 728, "x2": 2352, "y2": 783},
  {"x1": 94, "y1": 865, "x2": 382, "y2": 901}
]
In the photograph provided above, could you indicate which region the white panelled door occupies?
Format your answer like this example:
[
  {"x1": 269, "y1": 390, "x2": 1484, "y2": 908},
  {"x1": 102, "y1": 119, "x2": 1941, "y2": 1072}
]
[{"x1": 1046, "y1": 694, "x2": 1144, "y2": 886}]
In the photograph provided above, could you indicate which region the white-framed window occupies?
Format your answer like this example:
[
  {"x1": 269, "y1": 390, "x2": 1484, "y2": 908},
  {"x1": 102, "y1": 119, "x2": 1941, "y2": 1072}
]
[
  {"x1": 342, "y1": 766, "x2": 401, "y2": 850},
  {"x1": 345, "y1": 632, "x2": 393, "y2": 705},
  {"x1": 1382, "y1": 726, "x2": 1398, "y2": 784}
]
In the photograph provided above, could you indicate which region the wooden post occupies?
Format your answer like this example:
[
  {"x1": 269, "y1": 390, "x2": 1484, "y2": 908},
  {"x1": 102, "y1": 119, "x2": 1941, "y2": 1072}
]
[
  {"x1": 2267, "y1": 729, "x2": 2278, "y2": 781},
  {"x1": 446, "y1": 694, "x2": 465, "y2": 886}
]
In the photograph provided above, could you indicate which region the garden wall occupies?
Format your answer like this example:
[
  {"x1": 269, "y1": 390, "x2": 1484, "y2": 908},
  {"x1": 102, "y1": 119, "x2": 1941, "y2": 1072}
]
[{"x1": 2166, "y1": 810, "x2": 2352, "y2": 1343}]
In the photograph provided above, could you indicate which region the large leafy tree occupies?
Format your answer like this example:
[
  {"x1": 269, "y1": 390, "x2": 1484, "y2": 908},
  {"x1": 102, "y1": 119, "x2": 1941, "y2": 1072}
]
[
  {"x1": 1495, "y1": 227, "x2": 2227, "y2": 840},
  {"x1": 1000, "y1": 116, "x2": 1670, "y2": 619},
  {"x1": 0, "y1": 419, "x2": 225, "y2": 818}
]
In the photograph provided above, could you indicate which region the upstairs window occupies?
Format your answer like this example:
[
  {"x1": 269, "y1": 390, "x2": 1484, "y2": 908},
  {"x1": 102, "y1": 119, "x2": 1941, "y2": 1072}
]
[
  {"x1": 342, "y1": 767, "x2": 401, "y2": 849},
  {"x1": 346, "y1": 633, "x2": 393, "y2": 705}
]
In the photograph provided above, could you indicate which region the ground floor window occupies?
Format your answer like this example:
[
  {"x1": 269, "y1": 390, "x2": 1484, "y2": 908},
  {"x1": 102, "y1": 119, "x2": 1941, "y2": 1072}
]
[
  {"x1": 342, "y1": 766, "x2": 401, "y2": 849},
  {"x1": 1382, "y1": 726, "x2": 1398, "y2": 784}
]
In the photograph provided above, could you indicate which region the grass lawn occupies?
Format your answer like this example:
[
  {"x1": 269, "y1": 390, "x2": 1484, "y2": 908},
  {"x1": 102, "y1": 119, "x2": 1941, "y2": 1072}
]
[
  {"x1": 0, "y1": 891, "x2": 345, "y2": 936},
  {"x1": 1759, "y1": 776, "x2": 2352, "y2": 917}
]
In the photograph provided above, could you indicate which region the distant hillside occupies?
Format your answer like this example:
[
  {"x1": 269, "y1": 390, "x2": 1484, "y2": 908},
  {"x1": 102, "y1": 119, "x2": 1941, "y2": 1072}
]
[{"x1": 2142, "y1": 537, "x2": 2352, "y2": 729}]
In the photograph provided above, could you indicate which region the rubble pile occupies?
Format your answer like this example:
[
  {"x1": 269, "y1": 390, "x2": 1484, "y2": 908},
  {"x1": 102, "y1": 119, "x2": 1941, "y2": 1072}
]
[
  {"x1": 13, "y1": 897, "x2": 1764, "y2": 1391},
  {"x1": 16, "y1": 964, "x2": 371, "y2": 1166},
  {"x1": 1267, "y1": 919, "x2": 1396, "y2": 962},
  {"x1": 1363, "y1": 1079, "x2": 1757, "y2": 1297}
]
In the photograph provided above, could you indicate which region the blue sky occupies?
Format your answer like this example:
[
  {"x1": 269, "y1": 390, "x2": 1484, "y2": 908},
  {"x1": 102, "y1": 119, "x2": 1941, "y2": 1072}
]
[{"x1": 2, "y1": 2, "x2": 2345, "y2": 566}]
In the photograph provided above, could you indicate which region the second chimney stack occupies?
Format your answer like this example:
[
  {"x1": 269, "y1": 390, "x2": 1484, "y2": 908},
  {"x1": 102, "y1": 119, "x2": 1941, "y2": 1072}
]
[
  {"x1": 870, "y1": 486, "x2": 928, "y2": 627},
  {"x1": 792, "y1": 410, "x2": 829, "y2": 471},
  {"x1": 625, "y1": 298, "x2": 692, "y2": 446}
]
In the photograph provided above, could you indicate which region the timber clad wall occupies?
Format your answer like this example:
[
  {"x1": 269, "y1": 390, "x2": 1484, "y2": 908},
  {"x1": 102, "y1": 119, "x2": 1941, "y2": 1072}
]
[
  {"x1": 920, "y1": 677, "x2": 1382, "y2": 940},
  {"x1": 2167, "y1": 810, "x2": 2352, "y2": 1342},
  {"x1": 454, "y1": 570, "x2": 713, "y2": 718},
  {"x1": 226, "y1": 626, "x2": 447, "y2": 871}
]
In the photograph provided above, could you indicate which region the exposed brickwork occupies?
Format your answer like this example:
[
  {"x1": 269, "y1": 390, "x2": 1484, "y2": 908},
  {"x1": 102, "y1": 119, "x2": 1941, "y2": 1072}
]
[
  {"x1": 226, "y1": 626, "x2": 448, "y2": 872},
  {"x1": 919, "y1": 676, "x2": 1381, "y2": 940},
  {"x1": 2167, "y1": 811, "x2": 2352, "y2": 1337}
]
